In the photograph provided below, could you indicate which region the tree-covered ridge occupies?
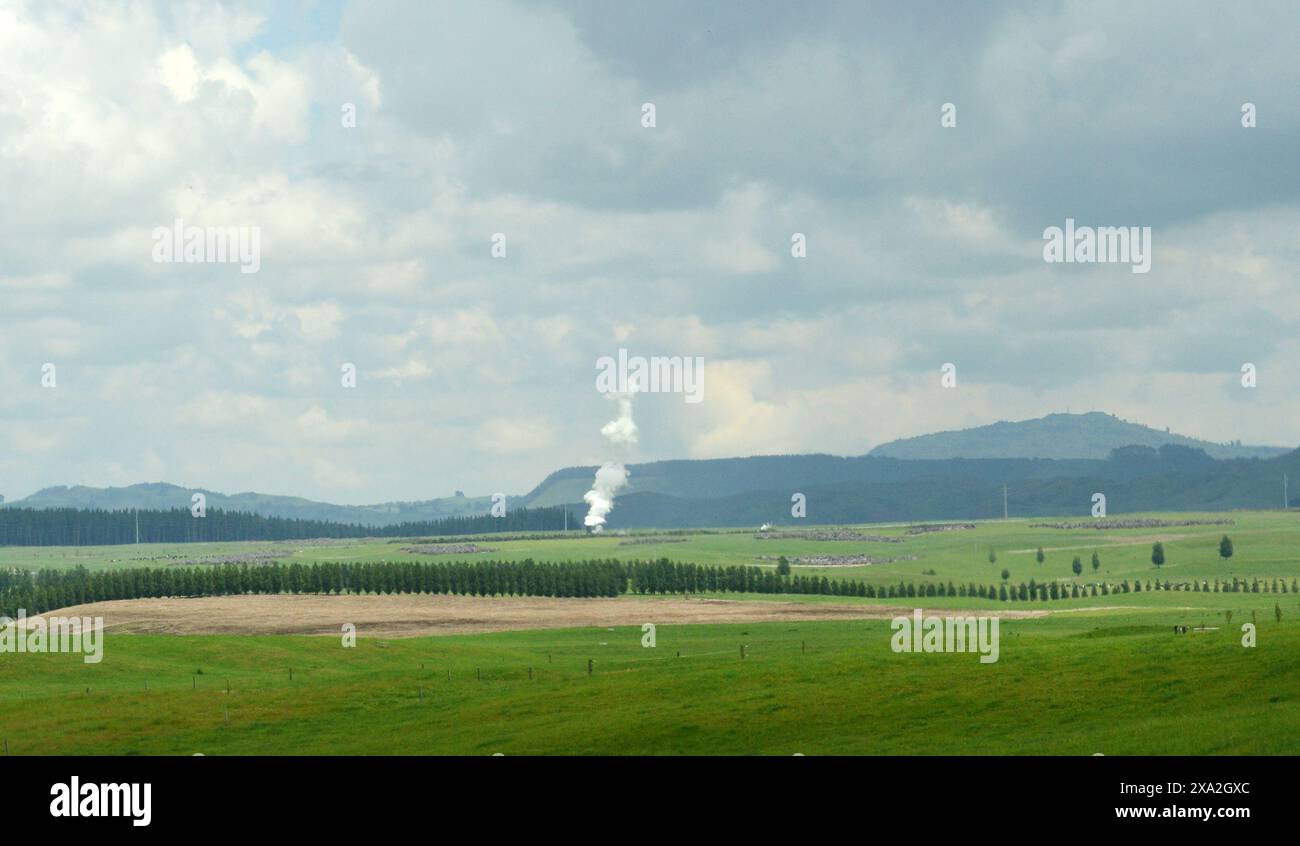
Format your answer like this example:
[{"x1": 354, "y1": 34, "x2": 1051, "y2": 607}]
[
  {"x1": 2, "y1": 482, "x2": 494, "y2": 527},
  {"x1": 869, "y1": 412, "x2": 1289, "y2": 461},
  {"x1": 5, "y1": 414, "x2": 1291, "y2": 527}
]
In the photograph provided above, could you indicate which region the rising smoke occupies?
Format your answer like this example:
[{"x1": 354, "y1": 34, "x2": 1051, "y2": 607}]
[{"x1": 583, "y1": 392, "x2": 637, "y2": 532}]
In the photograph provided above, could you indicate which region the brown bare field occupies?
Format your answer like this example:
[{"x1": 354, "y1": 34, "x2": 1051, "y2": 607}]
[{"x1": 35, "y1": 594, "x2": 1049, "y2": 638}]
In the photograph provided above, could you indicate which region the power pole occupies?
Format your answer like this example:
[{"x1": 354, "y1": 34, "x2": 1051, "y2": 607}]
[
  {"x1": 1002, "y1": 485, "x2": 1008, "y2": 520},
  {"x1": 135, "y1": 509, "x2": 140, "y2": 544},
  {"x1": 1285, "y1": 474, "x2": 1289, "y2": 510}
]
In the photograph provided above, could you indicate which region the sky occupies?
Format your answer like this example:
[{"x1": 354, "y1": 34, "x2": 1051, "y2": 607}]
[{"x1": 2, "y1": 0, "x2": 1299, "y2": 504}]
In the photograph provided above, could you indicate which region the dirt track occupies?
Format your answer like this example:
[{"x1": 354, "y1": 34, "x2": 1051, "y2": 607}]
[{"x1": 34, "y1": 594, "x2": 1049, "y2": 638}]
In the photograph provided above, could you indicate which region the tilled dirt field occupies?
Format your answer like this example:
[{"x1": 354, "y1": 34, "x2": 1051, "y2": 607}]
[{"x1": 33, "y1": 594, "x2": 1049, "y2": 638}]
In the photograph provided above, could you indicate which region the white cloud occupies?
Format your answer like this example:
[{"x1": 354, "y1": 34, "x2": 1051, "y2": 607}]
[
  {"x1": 3, "y1": 0, "x2": 1300, "y2": 505},
  {"x1": 473, "y1": 417, "x2": 560, "y2": 456}
]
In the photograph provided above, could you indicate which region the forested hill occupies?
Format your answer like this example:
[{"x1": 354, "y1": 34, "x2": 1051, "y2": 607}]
[
  {"x1": 1, "y1": 482, "x2": 493, "y2": 527},
  {"x1": 519, "y1": 453, "x2": 1115, "y2": 508},
  {"x1": 868, "y1": 412, "x2": 1288, "y2": 460},
  {"x1": 7, "y1": 412, "x2": 1286, "y2": 527},
  {"x1": 4, "y1": 412, "x2": 1293, "y2": 539},
  {"x1": 518, "y1": 444, "x2": 1254, "y2": 510},
  {"x1": 591, "y1": 445, "x2": 1300, "y2": 529},
  {"x1": 3, "y1": 445, "x2": 1297, "y2": 541}
]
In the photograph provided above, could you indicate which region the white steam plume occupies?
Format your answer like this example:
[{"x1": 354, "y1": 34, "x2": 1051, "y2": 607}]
[
  {"x1": 583, "y1": 462, "x2": 629, "y2": 532},
  {"x1": 599, "y1": 394, "x2": 638, "y2": 445},
  {"x1": 584, "y1": 392, "x2": 637, "y2": 532}
]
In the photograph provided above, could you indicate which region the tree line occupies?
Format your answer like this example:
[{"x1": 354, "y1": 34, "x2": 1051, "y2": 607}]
[
  {"x1": 3, "y1": 555, "x2": 1296, "y2": 618},
  {"x1": 626, "y1": 560, "x2": 1299, "y2": 601},
  {"x1": 0, "y1": 505, "x2": 577, "y2": 547},
  {"x1": 0, "y1": 558, "x2": 626, "y2": 616}
]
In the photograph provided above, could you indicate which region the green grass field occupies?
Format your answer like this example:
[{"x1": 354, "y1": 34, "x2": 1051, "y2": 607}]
[
  {"x1": 2, "y1": 610, "x2": 1297, "y2": 755},
  {"x1": 7, "y1": 510, "x2": 1296, "y2": 587},
  {"x1": 3, "y1": 510, "x2": 1300, "y2": 755}
]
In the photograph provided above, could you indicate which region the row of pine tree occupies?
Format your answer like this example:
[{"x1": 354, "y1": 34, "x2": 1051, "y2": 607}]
[{"x1": 6, "y1": 555, "x2": 1297, "y2": 618}]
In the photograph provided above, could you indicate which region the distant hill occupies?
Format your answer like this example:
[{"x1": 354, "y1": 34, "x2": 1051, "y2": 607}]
[
  {"x1": 521, "y1": 455, "x2": 901, "y2": 507},
  {"x1": 591, "y1": 446, "x2": 1300, "y2": 529},
  {"x1": 868, "y1": 412, "x2": 1289, "y2": 461},
  {"x1": 517, "y1": 411, "x2": 1294, "y2": 528},
  {"x1": 1, "y1": 482, "x2": 496, "y2": 527},
  {"x1": 7, "y1": 412, "x2": 1294, "y2": 533},
  {"x1": 519, "y1": 453, "x2": 1107, "y2": 509}
]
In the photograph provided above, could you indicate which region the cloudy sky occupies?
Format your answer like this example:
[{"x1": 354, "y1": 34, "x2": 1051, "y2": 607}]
[{"x1": 2, "y1": 0, "x2": 1299, "y2": 504}]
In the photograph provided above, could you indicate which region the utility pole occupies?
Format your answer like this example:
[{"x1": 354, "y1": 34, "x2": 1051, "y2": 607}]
[
  {"x1": 1002, "y1": 485, "x2": 1008, "y2": 520},
  {"x1": 1285, "y1": 474, "x2": 1289, "y2": 511},
  {"x1": 135, "y1": 509, "x2": 140, "y2": 544}
]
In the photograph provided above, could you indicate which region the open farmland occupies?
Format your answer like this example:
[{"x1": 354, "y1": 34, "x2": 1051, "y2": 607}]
[
  {"x1": 0, "y1": 610, "x2": 1297, "y2": 756},
  {"x1": 2, "y1": 510, "x2": 1299, "y2": 755},
  {"x1": 6, "y1": 509, "x2": 1298, "y2": 593}
]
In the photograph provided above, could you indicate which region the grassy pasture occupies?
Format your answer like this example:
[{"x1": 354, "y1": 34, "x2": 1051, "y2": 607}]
[
  {"x1": 4, "y1": 510, "x2": 1296, "y2": 599},
  {"x1": 2, "y1": 510, "x2": 1299, "y2": 755},
  {"x1": 1, "y1": 609, "x2": 1297, "y2": 755}
]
